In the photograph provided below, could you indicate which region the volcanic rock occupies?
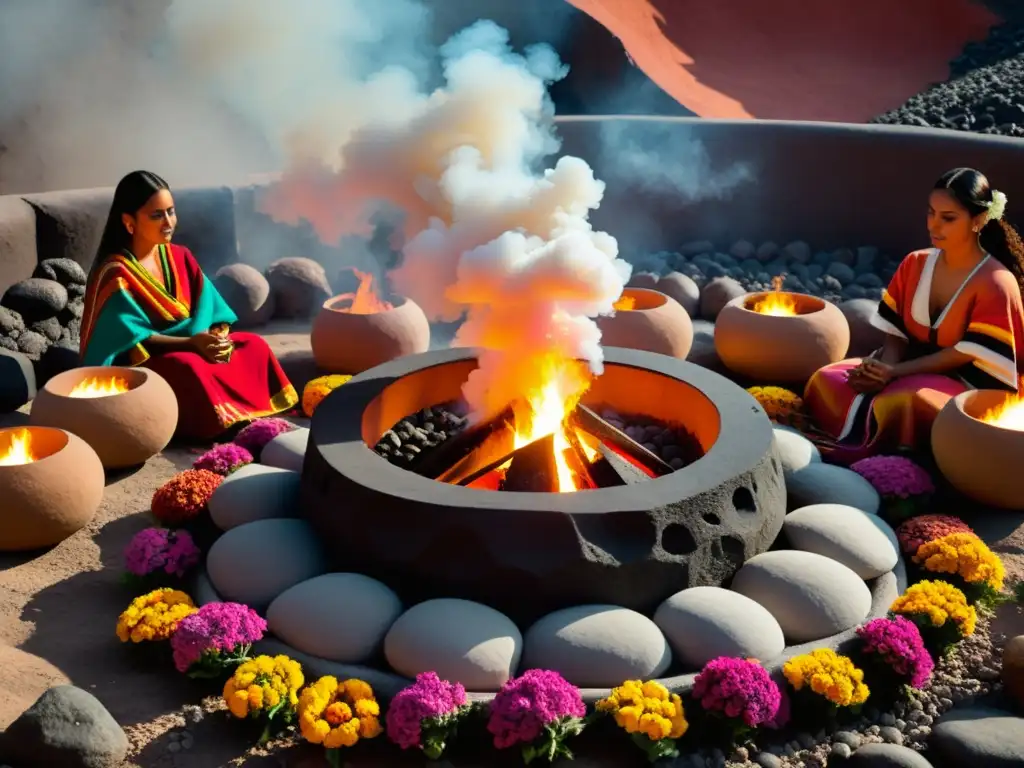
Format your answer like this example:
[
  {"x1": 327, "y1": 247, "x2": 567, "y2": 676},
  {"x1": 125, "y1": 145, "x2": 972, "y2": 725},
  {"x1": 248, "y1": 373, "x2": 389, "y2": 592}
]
[
  {"x1": 33, "y1": 258, "x2": 87, "y2": 286},
  {"x1": 215, "y1": 262, "x2": 275, "y2": 327},
  {"x1": 1, "y1": 278, "x2": 68, "y2": 322},
  {"x1": 16, "y1": 329, "x2": 49, "y2": 360},
  {"x1": 36, "y1": 341, "x2": 82, "y2": 386},
  {"x1": 0, "y1": 306, "x2": 25, "y2": 336},
  {"x1": 265, "y1": 257, "x2": 332, "y2": 319},
  {"x1": 0, "y1": 348, "x2": 36, "y2": 413},
  {"x1": 0, "y1": 684, "x2": 128, "y2": 768}
]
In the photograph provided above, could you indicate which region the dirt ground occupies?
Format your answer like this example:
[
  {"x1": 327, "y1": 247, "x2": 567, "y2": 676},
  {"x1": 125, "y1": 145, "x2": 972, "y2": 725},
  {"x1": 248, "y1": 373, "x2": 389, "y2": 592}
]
[{"x1": 2, "y1": 326, "x2": 1024, "y2": 765}]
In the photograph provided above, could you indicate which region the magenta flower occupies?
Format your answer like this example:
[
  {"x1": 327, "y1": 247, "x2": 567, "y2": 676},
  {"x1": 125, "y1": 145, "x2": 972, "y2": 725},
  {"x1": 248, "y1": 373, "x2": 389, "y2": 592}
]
[
  {"x1": 193, "y1": 443, "x2": 253, "y2": 475},
  {"x1": 691, "y1": 657, "x2": 782, "y2": 728},
  {"x1": 170, "y1": 602, "x2": 267, "y2": 675},
  {"x1": 487, "y1": 670, "x2": 587, "y2": 762},
  {"x1": 856, "y1": 616, "x2": 934, "y2": 689},
  {"x1": 386, "y1": 672, "x2": 469, "y2": 759},
  {"x1": 123, "y1": 527, "x2": 201, "y2": 578},
  {"x1": 233, "y1": 417, "x2": 295, "y2": 456},
  {"x1": 850, "y1": 455, "x2": 935, "y2": 498}
]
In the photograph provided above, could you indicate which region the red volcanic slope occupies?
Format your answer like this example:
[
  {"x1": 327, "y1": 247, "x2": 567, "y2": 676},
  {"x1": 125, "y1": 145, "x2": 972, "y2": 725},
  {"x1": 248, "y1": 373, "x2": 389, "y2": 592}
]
[{"x1": 567, "y1": 0, "x2": 998, "y2": 121}]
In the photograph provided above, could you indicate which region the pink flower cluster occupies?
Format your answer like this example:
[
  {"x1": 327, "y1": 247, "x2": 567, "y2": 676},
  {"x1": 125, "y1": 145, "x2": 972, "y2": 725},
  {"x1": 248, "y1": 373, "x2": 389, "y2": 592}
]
[
  {"x1": 856, "y1": 616, "x2": 934, "y2": 688},
  {"x1": 170, "y1": 602, "x2": 267, "y2": 673},
  {"x1": 691, "y1": 657, "x2": 782, "y2": 727},
  {"x1": 386, "y1": 672, "x2": 468, "y2": 750},
  {"x1": 193, "y1": 443, "x2": 253, "y2": 475},
  {"x1": 850, "y1": 455, "x2": 935, "y2": 498},
  {"x1": 233, "y1": 417, "x2": 295, "y2": 455},
  {"x1": 123, "y1": 527, "x2": 201, "y2": 578},
  {"x1": 896, "y1": 514, "x2": 975, "y2": 556},
  {"x1": 487, "y1": 670, "x2": 586, "y2": 749}
]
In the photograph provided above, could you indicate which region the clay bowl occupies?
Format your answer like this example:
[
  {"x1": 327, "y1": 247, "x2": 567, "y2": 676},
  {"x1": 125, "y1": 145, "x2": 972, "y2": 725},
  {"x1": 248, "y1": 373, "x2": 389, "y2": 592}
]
[
  {"x1": 30, "y1": 366, "x2": 177, "y2": 469},
  {"x1": 311, "y1": 294, "x2": 431, "y2": 375},
  {"x1": 0, "y1": 426, "x2": 104, "y2": 551},
  {"x1": 714, "y1": 292, "x2": 850, "y2": 383},
  {"x1": 932, "y1": 390, "x2": 1024, "y2": 510},
  {"x1": 596, "y1": 288, "x2": 693, "y2": 359}
]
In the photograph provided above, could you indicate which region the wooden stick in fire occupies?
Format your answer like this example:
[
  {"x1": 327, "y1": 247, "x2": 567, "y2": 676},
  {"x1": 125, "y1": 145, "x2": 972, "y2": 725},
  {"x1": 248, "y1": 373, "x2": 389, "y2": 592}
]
[{"x1": 567, "y1": 403, "x2": 674, "y2": 477}]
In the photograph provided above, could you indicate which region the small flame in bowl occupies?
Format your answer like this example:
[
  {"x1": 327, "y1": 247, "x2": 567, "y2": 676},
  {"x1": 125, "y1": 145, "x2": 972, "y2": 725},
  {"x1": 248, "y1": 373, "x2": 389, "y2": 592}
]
[
  {"x1": 68, "y1": 376, "x2": 131, "y2": 399},
  {"x1": 0, "y1": 429, "x2": 36, "y2": 466},
  {"x1": 979, "y1": 392, "x2": 1024, "y2": 431},
  {"x1": 613, "y1": 295, "x2": 636, "y2": 311},
  {"x1": 338, "y1": 269, "x2": 395, "y2": 314},
  {"x1": 751, "y1": 275, "x2": 798, "y2": 316}
]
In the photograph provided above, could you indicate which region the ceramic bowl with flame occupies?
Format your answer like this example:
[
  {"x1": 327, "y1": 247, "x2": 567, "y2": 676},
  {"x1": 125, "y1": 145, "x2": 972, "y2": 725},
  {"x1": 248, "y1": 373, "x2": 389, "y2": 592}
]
[
  {"x1": 714, "y1": 290, "x2": 850, "y2": 383},
  {"x1": 311, "y1": 269, "x2": 430, "y2": 375},
  {"x1": 30, "y1": 366, "x2": 178, "y2": 469},
  {"x1": 596, "y1": 288, "x2": 693, "y2": 360},
  {"x1": 932, "y1": 390, "x2": 1024, "y2": 510},
  {"x1": 0, "y1": 426, "x2": 104, "y2": 551}
]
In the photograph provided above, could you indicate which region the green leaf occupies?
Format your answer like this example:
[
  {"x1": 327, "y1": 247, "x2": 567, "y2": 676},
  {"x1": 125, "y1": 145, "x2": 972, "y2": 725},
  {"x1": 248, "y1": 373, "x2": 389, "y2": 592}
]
[
  {"x1": 423, "y1": 737, "x2": 445, "y2": 761},
  {"x1": 325, "y1": 748, "x2": 342, "y2": 768}
]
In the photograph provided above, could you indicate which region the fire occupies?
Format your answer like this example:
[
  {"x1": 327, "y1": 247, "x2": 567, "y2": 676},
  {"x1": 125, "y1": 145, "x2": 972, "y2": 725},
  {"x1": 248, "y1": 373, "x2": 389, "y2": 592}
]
[
  {"x1": 750, "y1": 275, "x2": 798, "y2": 317},
  {"x1": 337, "y1": 268, "x2": 394, "y2": 314},
  {"x1": 68, "y1": 375, "x2": 130, "y2": 399},
  {"x1": 613, "y1": 295, "x2": 636, "y2": 311},
  {"x1": 979, "y1": 392, "x2": 1024, "y2": 431},
  {"x1": 508, "y1": 356, "x2": 593, "y2": 493},
  {"x1": 0, "y1": 429, "x2": 36, "y2": 467}
]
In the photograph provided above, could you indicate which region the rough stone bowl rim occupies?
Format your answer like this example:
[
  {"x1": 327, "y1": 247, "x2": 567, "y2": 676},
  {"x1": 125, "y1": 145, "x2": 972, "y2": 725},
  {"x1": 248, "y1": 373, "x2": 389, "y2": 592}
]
[
  {"x1": 0, "y1": 424, "x2": 71, "y2": 467},
  {"x1": 197, "y1": 555, "x2": 905, "y2": 703},
  {"x1": 735, "y1": 291, "x2": 829, "y2": 319},
  {"x1": 320, "y1": 292, "x2": 414, "y2": 316},
  {"x1": 308, "y1": 346, "x2": 773, "y2": 514}
]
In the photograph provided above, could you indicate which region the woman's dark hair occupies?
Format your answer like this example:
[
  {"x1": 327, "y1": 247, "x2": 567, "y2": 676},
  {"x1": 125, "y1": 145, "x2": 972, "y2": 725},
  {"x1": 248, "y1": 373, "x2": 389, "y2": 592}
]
[
  {"x1": 935, "y1": 167, "x2": 1024, "y2": 294},
  {"x1": 88, "y1": 170, "x2": 170, "y2": 283}
]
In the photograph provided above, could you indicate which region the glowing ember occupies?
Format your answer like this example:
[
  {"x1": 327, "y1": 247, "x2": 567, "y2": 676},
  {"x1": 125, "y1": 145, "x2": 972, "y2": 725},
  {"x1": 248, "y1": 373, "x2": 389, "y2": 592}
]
[
  {"x1": 979, "y1": 392, "x2": 1024, "y2": 431},
  {"x1": 504, "y1": 356, "x2": 593, "y2": 493},
  {"x1": 751, "y1": 276, "x2": 798, "y2": 317},
  {"x1": 68, "y1": 375, "x2": 131, "y2": 399},
  {"x1": 0, "y1": 429, "x2": 36, "y2": 466},
  {"x1": 613, "y1": 295, "x2": 636, "y2": 311},
  {"x1": 337, "y1": 268, "x2": 395, "y2": 314}
]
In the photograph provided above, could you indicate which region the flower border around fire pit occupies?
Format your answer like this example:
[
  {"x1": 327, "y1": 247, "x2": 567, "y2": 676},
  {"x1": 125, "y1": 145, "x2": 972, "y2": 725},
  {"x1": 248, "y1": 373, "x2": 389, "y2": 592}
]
[
  {"x1": 29, "y1": 365, "x2": 178, "y2": 469},
  {"x1": 714, "y1": 291, "x2": 851, "y2": 383},
  {"x1": 300, "y1": 346, "x2": 786, "y2": 626}
]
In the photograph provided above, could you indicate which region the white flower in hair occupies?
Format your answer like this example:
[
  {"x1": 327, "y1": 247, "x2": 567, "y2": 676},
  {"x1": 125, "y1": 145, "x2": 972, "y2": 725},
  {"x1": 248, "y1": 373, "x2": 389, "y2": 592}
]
[{"x1": 987, "y1": 189, "x2": 1008, "y2": 222}]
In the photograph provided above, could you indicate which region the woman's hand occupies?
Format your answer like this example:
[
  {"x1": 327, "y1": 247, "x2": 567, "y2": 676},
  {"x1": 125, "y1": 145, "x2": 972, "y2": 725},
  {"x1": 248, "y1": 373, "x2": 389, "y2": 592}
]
[
  {"x1": 190, "y1": 331, "x2": 232, "y2": 363},
  {"x1": 846, "y1": 359, "x2": 896, "y2": 393}
]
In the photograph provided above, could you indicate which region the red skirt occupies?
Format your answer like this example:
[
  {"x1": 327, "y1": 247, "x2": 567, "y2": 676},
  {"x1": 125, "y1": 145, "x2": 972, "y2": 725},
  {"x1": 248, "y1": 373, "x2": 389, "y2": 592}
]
[{"x1": 144, "y1": 331, "x2": 298, "y2": 441}]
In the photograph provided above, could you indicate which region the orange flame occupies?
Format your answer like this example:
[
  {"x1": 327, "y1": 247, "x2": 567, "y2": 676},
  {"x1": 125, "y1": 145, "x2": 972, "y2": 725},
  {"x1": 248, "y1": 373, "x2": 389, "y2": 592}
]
[
  {"x1": 979, "y1": 392, "x2": 1024, "y2": 431},
  {"x1": 68, "y1": 375, "x2": 130, "y2": 399},
  {"x1": 613, "y1": 295, "x2": 636, "y2": 311},
  {"x1": 751, "y1": 275, "x2": 798, "y2": 316},
  {"x1": 0, "y1": 429, "x2": 36, "y2": 466},
  {"x1": 337, "y1": 269, "x2": 395, "y2": 314}
]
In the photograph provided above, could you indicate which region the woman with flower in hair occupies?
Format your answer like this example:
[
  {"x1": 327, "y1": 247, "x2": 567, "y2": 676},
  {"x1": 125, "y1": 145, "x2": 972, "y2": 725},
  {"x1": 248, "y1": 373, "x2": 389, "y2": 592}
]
[{"x1": 805, "y1": 168, "x2": 1024, "y2": 462}]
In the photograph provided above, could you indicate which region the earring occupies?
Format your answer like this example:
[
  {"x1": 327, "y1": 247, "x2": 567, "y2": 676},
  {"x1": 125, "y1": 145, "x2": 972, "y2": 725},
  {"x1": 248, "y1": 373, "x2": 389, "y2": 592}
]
[{"x1": 127, "y1": 224, "x2": 134, "y2": 235}]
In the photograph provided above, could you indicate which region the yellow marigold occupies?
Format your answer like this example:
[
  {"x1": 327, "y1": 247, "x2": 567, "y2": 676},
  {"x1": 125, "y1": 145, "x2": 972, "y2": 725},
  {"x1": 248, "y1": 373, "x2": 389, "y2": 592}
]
[
  {"x1": 297, "y1": 676, "x2": 382, "y2": 749},
  {"x1": 115, "y1": 588, "x2": 196, "y2": 643},
  {"x1": 746, "y1": 386, "x2": 804, "y2": 423},
  {"x1": 301, "y1": 375, "x2": 353, "y2": 417},
  {"x1": 782, "y1": 648, "x2": 869, "y2": 708},
  {"x1": 222, "y1": 654, "x2": 305, "y2": 720},
  {"x1": 595, "y1": 679, "x2": 688, "y2": 741},
  {"x1": 890, "y1": 580, "x2": 977, "y2": 636},
  {"x1": 913, "y1": 532, "x2": 1005, "y2": 591}
]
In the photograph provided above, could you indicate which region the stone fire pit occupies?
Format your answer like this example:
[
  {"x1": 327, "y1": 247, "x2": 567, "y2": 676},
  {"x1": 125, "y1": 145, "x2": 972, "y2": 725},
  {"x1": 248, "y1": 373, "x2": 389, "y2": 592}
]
[
  {"x1": 595, "y1": 287, "x2": 693, "y2": 359},
  {"x1": 932, "y1": 390, "x2": 1024, "y2": 510},
  {"x1": 300, "y1": 346, "x2": 786, "y2": 625},
  {"x1": 30, "y1": 366, "x2": 178, "y2": 469},
  {"x1": 714, "y1": 289, "x2": 850, "y2": 383},
  {"x1": 0, "y1": 425, "x2": 104, "y2": 551}
]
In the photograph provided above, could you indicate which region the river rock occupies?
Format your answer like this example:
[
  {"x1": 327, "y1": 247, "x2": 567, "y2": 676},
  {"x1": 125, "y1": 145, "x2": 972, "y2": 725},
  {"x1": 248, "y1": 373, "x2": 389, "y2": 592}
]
[
  {"x1": 267, "y1": 573, "x2": 403, "y2": 664},
  {"x1": 699, "y1": 276, "x2": 746, "y2": 321},
  {"x1": 215, "y1": 263, "x2": 275, "y2": 327},
  {"x1": 930, "y1": 706, "x2": 1024, "y2": 767},
  {"x1": 627, "y1": 271, "x2": 660, "y2": 290},
  {"x1": 1003, "y1": 635, "x2": 1024, "y2": 710},
  {"x1": 848, "y1": 743, "x2": 935, "y2": 766},
  {"x1": 0, "y1": 684, "x2": 128, "y2": 768},
  {"x1": 784, "y1": 504, "x2": 899, "y2": 579},
  {"x1": 521, "y1": 605, "x2": 671, "y2": 687},
  {"x1": 208, "y1": 463, "x2": 301, "y2": 530},
  {"x1": 265, "y1": 257, "x2": 332, "y2": 319},
  {"x1": 731, "y1": 550, "x2": 872, "y2": 643},
  {"x1": 653, "y1": 586, "x2": 786, "y2": 670},
  {"x1": 657, "y1": 272, "x2": 701, "y2": 317},
  {"x1": 260, "y1": 427, "x2": 309, "y2": 473},
  {"x1": 773, "y1": 426, "x2": 821, "y2": 480},
  {"x1": 786, "y1": 462, "x2": 881, "y2": 514},
  {"x1": 384, "y1": 598, "x2": 522, "y2": 691},
  {"x1": 206, "y1": 519, "x2": 328, "y2": 611}
]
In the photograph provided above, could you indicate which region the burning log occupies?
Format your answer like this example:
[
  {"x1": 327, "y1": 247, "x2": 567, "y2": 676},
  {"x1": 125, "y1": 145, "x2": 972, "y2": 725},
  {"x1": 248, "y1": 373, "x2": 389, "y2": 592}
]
[
  {"x1": 410, "y1": 404, "x2": 516, "y2": 480},
  {"x1": 586, "y1": 443, "x2": 652, "y2": 486},
  {"x1": 568, "y1": 404, "x2": 674, "y2": 477},
  {"x1": 501, "y1": 433, "x2": 559, "y2": 492}
]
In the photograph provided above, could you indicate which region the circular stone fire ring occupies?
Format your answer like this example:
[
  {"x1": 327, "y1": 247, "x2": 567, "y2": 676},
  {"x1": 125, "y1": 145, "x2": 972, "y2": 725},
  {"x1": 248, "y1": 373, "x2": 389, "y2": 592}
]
[
  {"x1": 301, "y1": 346, "x2": 786, "y2": 625},
  {"x1": 714, "y1": 292, "x2": 850, "y2": 383},
  {"x1": 30, "y1": 365, "x2": 178, "y2": 469}
]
